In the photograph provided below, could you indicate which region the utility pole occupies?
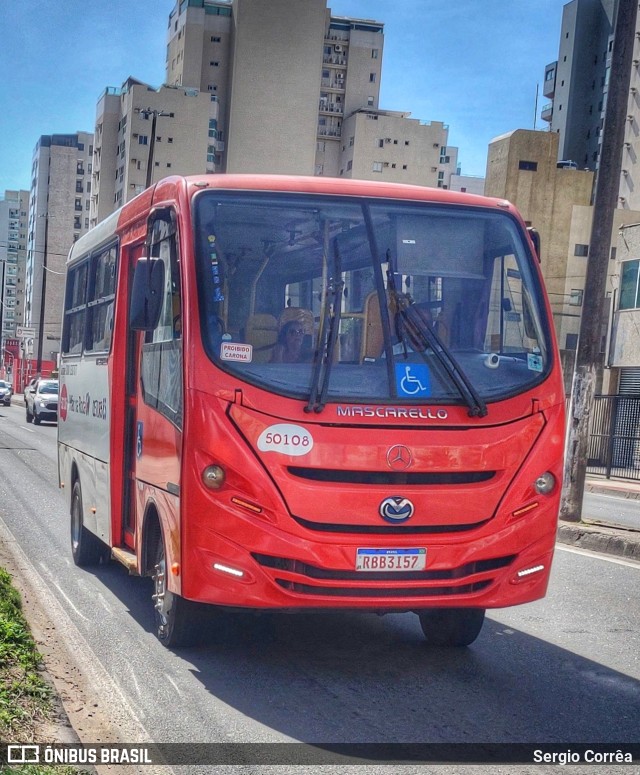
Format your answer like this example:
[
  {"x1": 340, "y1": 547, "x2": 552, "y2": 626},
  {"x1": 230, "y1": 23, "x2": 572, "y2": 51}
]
[
  {"x1": 561, "y1": 0, "x2": 638, "y2": 521},
  {"x1": 35, "y1": 213, "x2": 49, "y2": 375}
]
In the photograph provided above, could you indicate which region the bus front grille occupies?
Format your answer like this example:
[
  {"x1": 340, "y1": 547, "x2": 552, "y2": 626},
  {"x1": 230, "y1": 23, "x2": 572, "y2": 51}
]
[
  {"x1": 288, "y1": 467, "x2": 495, "y2": 485},
  {"x1": 252, "y1": 553, "x2": 515, "y2": 598},
  {"x1": 291, "y1": 515, "x2": 490, "y2": 534},
  {"x1": 274, "y1": 580, "x2": 492, "y2": 597}
]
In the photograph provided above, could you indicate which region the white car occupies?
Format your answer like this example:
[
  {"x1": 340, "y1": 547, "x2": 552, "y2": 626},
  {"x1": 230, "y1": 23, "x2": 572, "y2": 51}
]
[
  {"x1": 26, "y1": 379, "x2": 59, "y2": 424},
  {"x1": 0, "y1": 380, "x2": 12, "y2": 407}
]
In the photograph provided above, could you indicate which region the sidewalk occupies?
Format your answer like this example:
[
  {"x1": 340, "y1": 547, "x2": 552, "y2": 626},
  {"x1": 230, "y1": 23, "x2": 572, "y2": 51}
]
[
  {"x1": 7, "y1": 390, "x2": 640, "y2": 560},
  {"x1": 561, "y1": 477, "x2": 640, "y2": 561}
]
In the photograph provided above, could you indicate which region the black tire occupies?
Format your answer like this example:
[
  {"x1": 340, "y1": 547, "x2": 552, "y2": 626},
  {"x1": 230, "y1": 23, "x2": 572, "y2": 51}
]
[
  {"x1": 418, "y1": 608, "x2": 485, "y2": 647},
  {"x1": 26, "y1": 406, "x2": 32, "y2": 423},
  {"x1": 33, "y1": 410, "x2": 41, "y2": 425},
  {"x1": 151, "y1": 531, "x2": 199, "y2": 647},
  {"x1": 70, "y1": 480, "x2": 107, "y2": 566}
]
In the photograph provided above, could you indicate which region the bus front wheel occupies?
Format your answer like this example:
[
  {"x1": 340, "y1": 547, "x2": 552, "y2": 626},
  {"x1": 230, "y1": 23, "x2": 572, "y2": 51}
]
[
  {"x1": 151, "y1": 535, "x2": 198, "y2": 647},
  {"x1": 417, "y1": 608, "x2": 485, "y2": 647},
  {"x1": 70, "y1": 480, "x2": 107, "y2": 566}
]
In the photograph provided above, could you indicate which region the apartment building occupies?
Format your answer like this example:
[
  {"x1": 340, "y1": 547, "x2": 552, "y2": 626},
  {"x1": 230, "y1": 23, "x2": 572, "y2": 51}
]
[
  {"x1": 91, "y1": 0, "x2": 458, "y2": 221},
  {"x1": 338, "y1": 109, "x2": 457, "y2": 187},
  {"x1": 91, "y1": 78, "x2": 219, "y2": 226},
  {"x1": 26, "y1": 133, "x2": 94, "y2": 365},
  {"x1": 0, "y1": 190, "x2": 29, "y2": 372},
  {"x1": 164, "y1": 0, "x2": 458, "y2": 179},
  {"x1": 540, "y1": 0, "x2": 640, "y2": 393},
  {"x1": 541, "y1": 0, "x2": 616, "y2": 170},
  {"x1": 485, "y1": 130, "x2": 595, "y2": 357},
  {"x1": 165, "y1": 0, "x2": 384, "y2": 175},
  {"x1": 449, "y1": 174, "x2": 485, "y2": 195}
]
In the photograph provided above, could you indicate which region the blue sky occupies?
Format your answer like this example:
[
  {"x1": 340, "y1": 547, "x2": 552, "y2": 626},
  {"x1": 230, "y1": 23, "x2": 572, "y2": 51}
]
[{"x1": 0, "y1": 0, "x2": 567, "y2": 192}]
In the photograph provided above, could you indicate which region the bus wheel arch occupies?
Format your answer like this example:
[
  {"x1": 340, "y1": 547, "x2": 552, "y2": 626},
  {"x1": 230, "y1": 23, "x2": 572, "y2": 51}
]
[
  {"x1": 70, "y1": 473, "x2": 108, "y2": 567},
  {"x1": 143, "y1": 504, "x2": 198, "y2": 647}
]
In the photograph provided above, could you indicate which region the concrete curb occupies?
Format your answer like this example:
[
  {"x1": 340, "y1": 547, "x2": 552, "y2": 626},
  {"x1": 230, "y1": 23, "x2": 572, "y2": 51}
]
[
  {"x1": 585, "y1": 481, "x2": 640, "y2": 500},
  {"x1": 557, "y1": 521, "x2": 640, "y2": 561}
]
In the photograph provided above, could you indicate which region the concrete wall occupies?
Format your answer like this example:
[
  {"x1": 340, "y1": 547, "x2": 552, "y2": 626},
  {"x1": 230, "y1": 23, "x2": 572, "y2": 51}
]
[{"x1": 226, "y1": 0, "x2": 326, "y2": 174}]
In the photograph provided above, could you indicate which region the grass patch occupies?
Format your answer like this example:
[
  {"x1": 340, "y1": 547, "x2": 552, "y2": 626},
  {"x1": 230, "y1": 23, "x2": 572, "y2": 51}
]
[{"x1": 0, "y1": 567, "x2": 84, "y2": 774}]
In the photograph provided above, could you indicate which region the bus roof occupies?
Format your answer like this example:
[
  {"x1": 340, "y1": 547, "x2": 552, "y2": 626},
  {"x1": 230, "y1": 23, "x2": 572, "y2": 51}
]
[{"x1": 68, "y1": 174, "x2": 519, "y2": 266}]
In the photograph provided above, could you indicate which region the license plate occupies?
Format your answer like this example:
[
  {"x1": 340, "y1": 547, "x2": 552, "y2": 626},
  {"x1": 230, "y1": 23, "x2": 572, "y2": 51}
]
[{"x1": 356, "y1": 548, "x2": 427, "y2": 572}]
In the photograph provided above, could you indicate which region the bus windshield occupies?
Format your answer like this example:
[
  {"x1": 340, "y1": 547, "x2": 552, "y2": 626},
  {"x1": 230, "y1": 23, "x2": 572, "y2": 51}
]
[{"x1": 194, "y1": 192, "x2": 550, "y2": 408}]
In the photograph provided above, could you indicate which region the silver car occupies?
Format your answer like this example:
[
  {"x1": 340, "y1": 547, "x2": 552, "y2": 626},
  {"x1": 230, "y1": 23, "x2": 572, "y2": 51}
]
[
  {"x1": 0, "y1": 380, "x2": 12, "y2": 406},
  {"x1": 26, "y1": 379, "x2": 59, "y2": 424}
]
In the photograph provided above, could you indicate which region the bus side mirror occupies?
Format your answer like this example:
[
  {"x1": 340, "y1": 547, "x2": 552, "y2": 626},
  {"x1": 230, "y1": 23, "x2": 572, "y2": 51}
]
[
  {"x1": 130, "y1": 258, "x2": 165, "y2": 331},
  {"x1": 527, "y1": 227, "x2": 541, "y2": 262}
]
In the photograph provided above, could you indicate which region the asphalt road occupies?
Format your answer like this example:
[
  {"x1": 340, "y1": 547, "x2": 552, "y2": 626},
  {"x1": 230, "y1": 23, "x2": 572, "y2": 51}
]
[{"x1": 0, "y1": 402, "x2": 639, "y2": 775}]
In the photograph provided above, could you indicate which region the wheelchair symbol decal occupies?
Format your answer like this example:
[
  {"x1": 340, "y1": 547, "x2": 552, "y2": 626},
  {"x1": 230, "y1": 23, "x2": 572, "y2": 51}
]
[{"x1": 395, "y1": 363, "x2": 431, "y2": 397}]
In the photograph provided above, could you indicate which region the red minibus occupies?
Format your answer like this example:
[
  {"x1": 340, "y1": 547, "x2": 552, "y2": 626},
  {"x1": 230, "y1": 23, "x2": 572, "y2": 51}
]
[{"x1": 58, "y1": 175, "x2": 565, "y2": 647}]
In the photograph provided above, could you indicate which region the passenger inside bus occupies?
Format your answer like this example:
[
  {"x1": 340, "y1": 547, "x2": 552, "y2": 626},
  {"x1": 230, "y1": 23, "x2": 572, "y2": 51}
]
[{"x1": 271, "y1": 319, "x2": 310, "y2": 363}]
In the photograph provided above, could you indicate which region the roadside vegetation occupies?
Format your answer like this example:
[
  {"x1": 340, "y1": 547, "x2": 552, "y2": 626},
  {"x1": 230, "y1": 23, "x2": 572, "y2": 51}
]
[{"x1": 0, "y1": 566, "x2": 82, "y2": 775}]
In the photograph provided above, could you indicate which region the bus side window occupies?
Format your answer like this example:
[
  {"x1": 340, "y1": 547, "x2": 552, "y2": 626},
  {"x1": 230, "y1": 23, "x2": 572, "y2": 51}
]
[
  {"x1": 62, "y1": 262, "x2": 88, "y2": 355},
  {"x1": 86, "y1": 245, "x2": 117, "y2": 353},
  {"x1": 140, "y1": 218, "x2": 183, "y2": 428}
]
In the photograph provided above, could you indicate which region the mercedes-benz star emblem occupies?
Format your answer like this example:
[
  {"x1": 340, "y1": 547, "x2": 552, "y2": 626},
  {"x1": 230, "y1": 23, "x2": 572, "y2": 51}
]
[
  {"x1": 386, "y1": 444, "x2": 413, "y2": 471},
  {"x1": 379, "y1": 496, "x2": 415, "y2": 523}
]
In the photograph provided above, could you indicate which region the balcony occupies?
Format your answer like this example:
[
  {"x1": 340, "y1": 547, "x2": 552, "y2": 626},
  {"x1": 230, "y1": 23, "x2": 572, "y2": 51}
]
[
  {"x1": 322, "y1": 56, "x2": 347, "y2": 67},
  {"x1": 541, "y1": 103, "x2": 553, "y2": 123},
  {"x1": 317, "y1": 126, "x2": 342, "y2": 138},
  {"x1": 320, "y1": 78, "x2": 346, "y2": 91},
  {"x1": 319, "y1": 101, "x2": 344, "y2": 115}
]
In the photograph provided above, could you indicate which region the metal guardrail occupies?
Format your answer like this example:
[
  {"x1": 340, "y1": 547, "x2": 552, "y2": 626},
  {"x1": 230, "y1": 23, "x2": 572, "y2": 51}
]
[{"x1": 586, "y1": 395, "x2": 640, "y2": 481}]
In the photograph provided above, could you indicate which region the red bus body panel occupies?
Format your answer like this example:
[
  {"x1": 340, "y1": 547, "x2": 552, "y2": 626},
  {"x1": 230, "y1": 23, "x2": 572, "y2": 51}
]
[{"x1": 97, "y1": 175, "x2": 564, "y2": 613}]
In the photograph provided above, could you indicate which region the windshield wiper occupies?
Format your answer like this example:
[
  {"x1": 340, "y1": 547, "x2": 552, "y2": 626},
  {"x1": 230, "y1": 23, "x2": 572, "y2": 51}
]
[
  {"x1": 305, "y1": 238, "x2": 343, "y2": 413},
  {"x1": 389, "y1": 279, "x2": 488, "y2": 418}
]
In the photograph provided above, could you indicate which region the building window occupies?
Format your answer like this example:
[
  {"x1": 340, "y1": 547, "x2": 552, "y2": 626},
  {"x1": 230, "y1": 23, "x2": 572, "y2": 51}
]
[
  {"x1": 138, "y1": 135, "x2": 148, "y2": 145},
  {"x1": 574, "y1": 244, "x2": 589, "y2": 257},
  {"x1": 212, "y1": 36, "x2": 221, "y2": 42},
  {"x1": 569, "y1": 289, "x2": 584, "y2": 306},
  {"x1": 369, "y1": 73, "x2": 376, "y2": 83},
  {"x1": 347, "y1": 160, "x2": 352, "y2": 170},
  {"x1": 367, "y1": 96, "x2": 374, "y2": 106},
  {"x1": 378, "y1": 139, "x2": 384, "y2": 148},
  {"x1": 565, "y1": 333, "x2": 578, "y2": 350},
  {"x1": 518, "y1": 160, "x2": 538, "y2": 171},
  {"x1": 210, "y1": 61, "x2": 219, "y2": 66},
  {"x1": 620, "y1": 259, "x2": 640, "y2": 309},
  {"x1": 372, "y1": 162, "x2": 383, "y2": 173},
  {"x1": 372, "y1": 49, "x2": 379, "y2": 58}
]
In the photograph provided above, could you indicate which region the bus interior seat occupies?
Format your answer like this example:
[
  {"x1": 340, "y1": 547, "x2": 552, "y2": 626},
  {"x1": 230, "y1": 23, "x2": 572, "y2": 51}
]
[{"x1": 245, "y1": 313, "x2": 278, "y2": 362}]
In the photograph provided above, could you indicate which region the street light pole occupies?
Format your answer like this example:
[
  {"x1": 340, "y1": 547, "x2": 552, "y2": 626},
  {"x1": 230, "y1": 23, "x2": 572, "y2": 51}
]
[
  {"x1": 136, "y1": 108, "x2": 170, "y2": 189},
  {"x1": 36, "y1": 213, "x2": 49, "y2": 375}
]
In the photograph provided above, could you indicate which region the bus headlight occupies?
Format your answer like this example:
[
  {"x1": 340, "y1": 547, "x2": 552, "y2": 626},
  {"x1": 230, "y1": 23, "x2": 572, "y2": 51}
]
[
  {"x1": 202, "y1": 465, "x2": 226, "y2": 489},
  {"x1": 534, "y1": 472, "x2": 556, "y2": 494}
]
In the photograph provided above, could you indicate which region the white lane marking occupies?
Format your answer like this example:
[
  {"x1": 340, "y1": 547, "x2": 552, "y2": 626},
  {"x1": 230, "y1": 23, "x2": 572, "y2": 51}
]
[
  {"x1": 39, "y1": 562, "x2": 89, "y2": 622},
  {"x1": 557, "y1": 544, "x2": 640, "y2": 569},
  {"x1": 165, "y1": 674, "x2": 185, "y2": 699}
]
